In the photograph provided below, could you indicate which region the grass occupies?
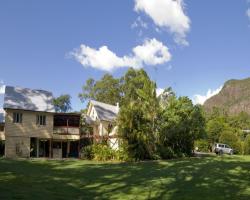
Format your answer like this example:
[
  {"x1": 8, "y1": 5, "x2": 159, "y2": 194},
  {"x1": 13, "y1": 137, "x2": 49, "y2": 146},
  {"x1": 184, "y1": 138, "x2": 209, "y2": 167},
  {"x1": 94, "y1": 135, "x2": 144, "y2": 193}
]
[{"x1": 0, "y1": 156, "x2": 250, "y2": 200}]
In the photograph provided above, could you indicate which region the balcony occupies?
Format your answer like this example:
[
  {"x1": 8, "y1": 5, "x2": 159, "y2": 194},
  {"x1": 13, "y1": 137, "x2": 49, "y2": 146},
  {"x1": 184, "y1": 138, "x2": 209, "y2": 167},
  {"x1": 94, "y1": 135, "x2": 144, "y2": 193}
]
[
  {"x1": 53, "y1": 113, "x2": 81, "y2": 136},
  {"x1": 53, "y1": 126, "x2": 80, "y2": 135}
]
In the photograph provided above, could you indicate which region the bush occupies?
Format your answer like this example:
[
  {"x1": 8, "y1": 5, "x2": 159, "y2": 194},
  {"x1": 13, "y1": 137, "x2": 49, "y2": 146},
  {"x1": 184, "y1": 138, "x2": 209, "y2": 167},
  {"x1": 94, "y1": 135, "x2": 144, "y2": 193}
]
[
  {"x1": 244, "y1": 135, "x2": 250, "y2": 155},
  {"x1": 219, "y1": 130, "x2": 242, "y2": 154},
  {"x1": 92, "y1": 144, "x2": 116, "y2": 161},
  {"x1": 80, "y1": 145, "x2": 94, "y2": 160},
  {"x1": 194, "y1": 139, "x2": 210, "y2": 152},
  {"x1": 80, "y1": 143, "x2": 130, "y2": 161},
  {"x1": 157, "y1": 145, "x2": 176, "y2": 159}
]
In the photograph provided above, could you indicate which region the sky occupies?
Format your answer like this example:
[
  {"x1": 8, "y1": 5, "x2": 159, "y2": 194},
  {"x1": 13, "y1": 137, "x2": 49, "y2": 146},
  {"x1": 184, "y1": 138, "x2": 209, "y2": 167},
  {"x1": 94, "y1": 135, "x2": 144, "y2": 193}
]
[{"x1": 0, "y1": 0, "x2": 250, "y2": 111}]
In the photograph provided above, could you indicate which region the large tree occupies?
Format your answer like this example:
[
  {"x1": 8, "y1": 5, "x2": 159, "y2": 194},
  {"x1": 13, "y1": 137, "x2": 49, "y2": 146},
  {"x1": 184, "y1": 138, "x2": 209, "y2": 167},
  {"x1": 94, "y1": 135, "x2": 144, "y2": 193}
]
[
  {"x1": 53, "y1": 94, "x2": 72, "y2": 113},
  {"x1": 79, "y1": 74, "x2": 121, "y2": 105},
  {"x1": 118, "y1": 68, "x2": 158, "y2": 160},
  {"x1": 158, "y1": 96, "x2": 205, "y2": 157}
]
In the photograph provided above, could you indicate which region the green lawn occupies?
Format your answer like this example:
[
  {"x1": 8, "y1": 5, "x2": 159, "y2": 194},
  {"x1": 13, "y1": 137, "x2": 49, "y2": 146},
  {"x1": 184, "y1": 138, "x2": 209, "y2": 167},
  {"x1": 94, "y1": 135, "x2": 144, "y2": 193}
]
[{"x1": 0, "y1": 156, "x2": 250, "y2": 200}]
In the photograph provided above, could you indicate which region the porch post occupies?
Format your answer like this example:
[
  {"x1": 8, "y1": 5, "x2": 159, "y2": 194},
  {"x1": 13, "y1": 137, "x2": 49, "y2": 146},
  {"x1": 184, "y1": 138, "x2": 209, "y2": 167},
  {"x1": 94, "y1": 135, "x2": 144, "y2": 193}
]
[
  {"x1": 49, "y1": 139, "x2": 52, "y2": 158},
  {"x1": 67, "y1": 141, "x2": 70, "y2": 158},
  {"x1": 36, "y1": 138, "x2": 39, "y2": 158},
  {"x1": 78, "y1": 139, "x2": 80, "y2": 158}
]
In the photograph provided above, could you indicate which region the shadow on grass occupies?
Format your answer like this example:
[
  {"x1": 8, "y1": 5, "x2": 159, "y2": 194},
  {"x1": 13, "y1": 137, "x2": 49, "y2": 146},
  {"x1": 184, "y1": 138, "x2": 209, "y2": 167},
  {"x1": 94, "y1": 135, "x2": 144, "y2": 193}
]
[{"x1": 0, "y1": 156, "x2": 250, "y2": 200}]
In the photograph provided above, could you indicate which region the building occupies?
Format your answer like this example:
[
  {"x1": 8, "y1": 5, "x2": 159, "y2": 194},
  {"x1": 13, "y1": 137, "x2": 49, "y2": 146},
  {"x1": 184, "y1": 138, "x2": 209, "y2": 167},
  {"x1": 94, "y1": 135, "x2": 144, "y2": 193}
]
[
  {"x1": 86, "y1": 100, "x2": 119, "y2": 150},
  {"x1": 3, "y1": 86, "x2": 81, "y2": 158},
  {"x1": 0, "y1": 86, "x2": 119, "y2": 158}
]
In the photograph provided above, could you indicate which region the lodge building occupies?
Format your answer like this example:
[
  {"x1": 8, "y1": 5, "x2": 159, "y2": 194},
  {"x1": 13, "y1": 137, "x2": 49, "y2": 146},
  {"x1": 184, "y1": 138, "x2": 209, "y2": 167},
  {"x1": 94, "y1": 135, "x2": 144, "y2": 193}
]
[{"x1": 0, "y1": 86, "x2": 118, "y2": 158}]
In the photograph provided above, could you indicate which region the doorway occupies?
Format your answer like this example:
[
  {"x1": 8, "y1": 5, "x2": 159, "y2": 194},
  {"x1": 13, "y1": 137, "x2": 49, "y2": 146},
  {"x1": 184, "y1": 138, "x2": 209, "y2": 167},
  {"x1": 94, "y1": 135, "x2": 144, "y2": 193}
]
[
  {"x1": 62, "y1": 142, "x2": 67, "y2": 158},
  {"x1": 39, "y1": 139, "x2": 49, "y2": 157},
  {"x1": 30, "y1": 137, "x2": 38, "y2": 157},
  {"x1": 0, "y1": 141, "x2": 5, "y2": 157},
  {"x1": 69, "y1": 141, "x2": 79, "y2": 158}
]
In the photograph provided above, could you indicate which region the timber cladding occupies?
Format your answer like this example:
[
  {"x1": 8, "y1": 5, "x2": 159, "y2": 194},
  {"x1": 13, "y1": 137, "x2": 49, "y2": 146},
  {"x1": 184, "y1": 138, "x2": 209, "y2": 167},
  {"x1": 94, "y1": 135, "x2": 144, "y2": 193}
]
[
  {"x1": 5, "y1": 109, "x2": 53, "y2": 138},
  {"x1": 5, "y1": 136, "x2": 30, "y2": 158},
  {"x1": 4, "y1": 109, "x2": 54, "y2": 157}
]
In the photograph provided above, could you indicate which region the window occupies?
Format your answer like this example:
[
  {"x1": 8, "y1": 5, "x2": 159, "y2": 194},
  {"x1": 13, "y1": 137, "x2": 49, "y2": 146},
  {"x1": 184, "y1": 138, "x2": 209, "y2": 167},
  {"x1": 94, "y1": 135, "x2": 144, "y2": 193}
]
[
  {"x1": 36, "y1": 115, "x2": 46, "y2": 126},
  {"x1": 13, "y1": 113, "x2": 23, "y2": 123}
]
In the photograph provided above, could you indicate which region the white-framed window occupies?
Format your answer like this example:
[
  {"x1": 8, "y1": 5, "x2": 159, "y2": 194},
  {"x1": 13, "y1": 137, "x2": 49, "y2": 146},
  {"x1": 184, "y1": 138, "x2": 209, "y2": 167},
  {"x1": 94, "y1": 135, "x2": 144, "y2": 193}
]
[
  {"x1": 36, "y1": 115, "x2": 46, "y2": 126},
  {"x1": 13, "y1": 112, "x2": 23, "y2": 123}
]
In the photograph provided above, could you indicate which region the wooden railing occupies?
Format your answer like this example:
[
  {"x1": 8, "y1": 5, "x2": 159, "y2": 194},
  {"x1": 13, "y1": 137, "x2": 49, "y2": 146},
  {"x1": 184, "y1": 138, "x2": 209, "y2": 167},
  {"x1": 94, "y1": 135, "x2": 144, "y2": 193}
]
[{"x1": 53, "y1": 126, "x2": 80, "y2": 135}]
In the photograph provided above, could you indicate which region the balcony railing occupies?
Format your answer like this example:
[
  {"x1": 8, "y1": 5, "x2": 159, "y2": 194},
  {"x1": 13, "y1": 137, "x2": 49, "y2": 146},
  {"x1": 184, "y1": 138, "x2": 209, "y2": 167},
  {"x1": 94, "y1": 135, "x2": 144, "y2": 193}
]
[{"x1": 53, "y1": 126, "x2": 80, "y2": 135}]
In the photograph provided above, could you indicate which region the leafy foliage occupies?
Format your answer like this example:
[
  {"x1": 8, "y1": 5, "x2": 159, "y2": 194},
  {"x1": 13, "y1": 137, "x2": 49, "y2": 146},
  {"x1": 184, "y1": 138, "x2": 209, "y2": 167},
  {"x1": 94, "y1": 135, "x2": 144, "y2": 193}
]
[
  {"x1": 79, "y1": 74, "x2": 121, "y2": 105},
  {"x1": 80, "y1": 145, "x2": 94, "y2": 160},
  {"x1": 205, "y1": 109, "x2": 250, "y2": 154},
  {"x1": 244, "y1": 135, "x2": 250, "y2": 155},
  {"x1": 118, "y1": 68, "x2": 158, "y2": 160},
  {"x1": 158, "y1": 96, "x2": 205, "y2": 158},
  {"x1": 194, "y1": 139, "x2": 210, "y2": 152},
  {"x1": 81, "y1": 144, "x2": 128, "y2": 161},
  {"x1": 53, "y1": 94, "x2": 72, "y2": 113},
  {"x1": 219, "y1": 130, "x2": 242, "y2": 154}
]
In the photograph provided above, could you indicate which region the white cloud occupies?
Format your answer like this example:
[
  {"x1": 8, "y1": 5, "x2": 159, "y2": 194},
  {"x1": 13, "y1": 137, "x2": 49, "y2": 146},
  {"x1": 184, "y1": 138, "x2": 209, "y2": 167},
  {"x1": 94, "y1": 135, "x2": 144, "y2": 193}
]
[
  {"x1": 134, "y1": 0, "x2": 190, "y2": 45},
  {"x1": 131, "y1": 16, "x2": 148, "y2": 29},
  {"x1": 247, "y1": 8, "x2": 250, "y2": 20},
  {"x1": 133, "y1": 38, "x2": 171, "y2": 65},
  {"x1": 0, "y1": 81, "x2": 5, "y2": 95},
  {"x1": 156, "y1": 88, "x2": 164, "y2": 97},
  {"x1": 70, "y1": 38, "x2": 171, "y2": 71},
  {"x1": 193, "y1": 86, "x2": 223, "y2": 105}
]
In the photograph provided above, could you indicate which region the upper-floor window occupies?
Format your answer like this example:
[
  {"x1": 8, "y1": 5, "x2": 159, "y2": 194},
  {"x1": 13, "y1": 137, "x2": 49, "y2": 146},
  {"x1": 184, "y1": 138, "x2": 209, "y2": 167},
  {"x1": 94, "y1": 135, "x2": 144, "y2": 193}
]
[
  {"x1": 13, "y1": 112, "x2": 23, "y2": 123},
  {"x1": 36, "y1": 115, "x2": 46, "y2": 126}
]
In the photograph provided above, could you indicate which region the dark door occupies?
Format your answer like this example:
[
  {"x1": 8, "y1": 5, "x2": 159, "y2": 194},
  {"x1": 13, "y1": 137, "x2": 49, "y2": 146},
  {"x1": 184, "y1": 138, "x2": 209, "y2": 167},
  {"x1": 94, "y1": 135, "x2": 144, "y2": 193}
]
[
  {"x1": 62, "y1": 142, "x2": 67, "y2": 158},
  {"x1": 39, "y1": 140, "x2": 49, "y2": 157},
  {"x1": 30, "y1": 138, "x2": 38, "y2": 157},
  {"x1": 0, "y1": 141, "x2": 5, "y2": 156},
  {"x1": 69, "y1": 141, "x2": 79, "y2": 158}
]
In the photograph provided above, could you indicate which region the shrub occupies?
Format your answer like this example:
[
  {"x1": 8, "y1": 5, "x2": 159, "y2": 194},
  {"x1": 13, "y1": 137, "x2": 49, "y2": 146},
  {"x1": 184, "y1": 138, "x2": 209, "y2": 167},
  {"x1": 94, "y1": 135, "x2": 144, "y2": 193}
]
[
  {"x1": 80, "y1": 143, "x2": 130, "y2": 161},
  {"x1": 80, "y1": 145, "x2": 94, "y2": 160},
  {"x1": 92, "y1": 144, "x2": 115, "y2": 161},
  {"x1": 244, "y1": 135, "x2": 250, "y2": 155},
  {"x1": 219, "y1": 130, "x2": 242, "y2": 154},
  {"x1": 194, "y1": 139, "x2": 210, "y2": 152},
  {"x1": 157, "y1": 145, "x2": 176, "y2": 159}
]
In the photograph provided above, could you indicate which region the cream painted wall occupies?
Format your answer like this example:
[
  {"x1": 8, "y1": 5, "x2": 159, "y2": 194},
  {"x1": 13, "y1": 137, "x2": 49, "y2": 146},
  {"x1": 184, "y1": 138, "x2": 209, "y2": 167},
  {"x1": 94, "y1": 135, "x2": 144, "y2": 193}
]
[
  {"x1": 4, "y1": 109, "x2": 54, "y2": 157},
  {"x1": 5, "y1": 136, "x2": 30, "y2": 158},
  {"x1": 5, "y1": 109, "x2": 53, "y2": 139}
]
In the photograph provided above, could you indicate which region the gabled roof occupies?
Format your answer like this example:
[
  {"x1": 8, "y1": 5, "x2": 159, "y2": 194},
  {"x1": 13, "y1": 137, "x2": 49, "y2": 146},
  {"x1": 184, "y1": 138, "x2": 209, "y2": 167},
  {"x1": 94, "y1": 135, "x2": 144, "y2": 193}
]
[
  {"x1": 89, "y1": 100, "x2": 119, "y2": 122},
  {"x1": 3, "y1": 86, "x2": 55, "y2": 113}
]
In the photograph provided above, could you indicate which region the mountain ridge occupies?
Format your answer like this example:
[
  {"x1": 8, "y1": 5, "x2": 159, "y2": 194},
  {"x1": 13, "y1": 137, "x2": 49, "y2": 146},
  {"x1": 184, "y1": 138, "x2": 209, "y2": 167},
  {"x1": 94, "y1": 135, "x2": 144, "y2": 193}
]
[{"x1": 203, "y1": 77, "x2": 250, "y2": 115}]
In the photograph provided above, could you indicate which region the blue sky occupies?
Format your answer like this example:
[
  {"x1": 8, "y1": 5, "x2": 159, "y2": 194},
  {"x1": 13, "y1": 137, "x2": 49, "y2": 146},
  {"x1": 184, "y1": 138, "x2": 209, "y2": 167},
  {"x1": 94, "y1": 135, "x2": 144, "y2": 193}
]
[{"x1": 0, "y1": 0, "x2": 250, "y2": 111}]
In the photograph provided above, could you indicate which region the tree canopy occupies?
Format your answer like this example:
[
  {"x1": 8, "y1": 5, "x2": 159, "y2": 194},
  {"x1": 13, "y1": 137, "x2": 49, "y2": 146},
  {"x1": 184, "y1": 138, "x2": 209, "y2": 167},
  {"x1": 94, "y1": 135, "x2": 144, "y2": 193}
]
[
  {"x1": 118, "y1": 68, "x2": 158, "y2": 160},
  {"x1": 53, "y1": 94, "x2": 72, "y2": 113},
  {"x1": 79, "y1": 74, "x2": 121, "y2": 105},
  {"x1": 158, "y1": 96, "x2": 205, "y2": 158}
]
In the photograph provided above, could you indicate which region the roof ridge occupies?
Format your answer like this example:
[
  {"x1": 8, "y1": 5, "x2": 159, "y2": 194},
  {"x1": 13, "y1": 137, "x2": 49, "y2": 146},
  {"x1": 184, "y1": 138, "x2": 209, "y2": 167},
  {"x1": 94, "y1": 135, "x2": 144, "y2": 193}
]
[
  {"x1": 90, "y1": 100, "x2": 117, "y2": 108},
  {"x1": 89, "y1": 100, "x2": 119, "y2": 122},
  {"x1": 6, "y1": 85, "x2": 53, "y2": 95}
]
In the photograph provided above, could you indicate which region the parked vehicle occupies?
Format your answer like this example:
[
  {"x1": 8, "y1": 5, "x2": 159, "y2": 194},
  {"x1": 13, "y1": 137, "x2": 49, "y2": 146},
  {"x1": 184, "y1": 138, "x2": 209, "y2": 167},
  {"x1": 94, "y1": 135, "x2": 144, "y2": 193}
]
[{"x1": 213, "y1": 143, "x2": 233, "y2": 155}]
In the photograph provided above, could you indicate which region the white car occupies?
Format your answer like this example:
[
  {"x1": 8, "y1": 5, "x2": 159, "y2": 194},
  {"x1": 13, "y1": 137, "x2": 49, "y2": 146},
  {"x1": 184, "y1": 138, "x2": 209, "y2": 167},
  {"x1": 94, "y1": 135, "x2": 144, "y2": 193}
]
[{"x1": 213, "y1": 143, "x2": 233, "y2": 155}]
